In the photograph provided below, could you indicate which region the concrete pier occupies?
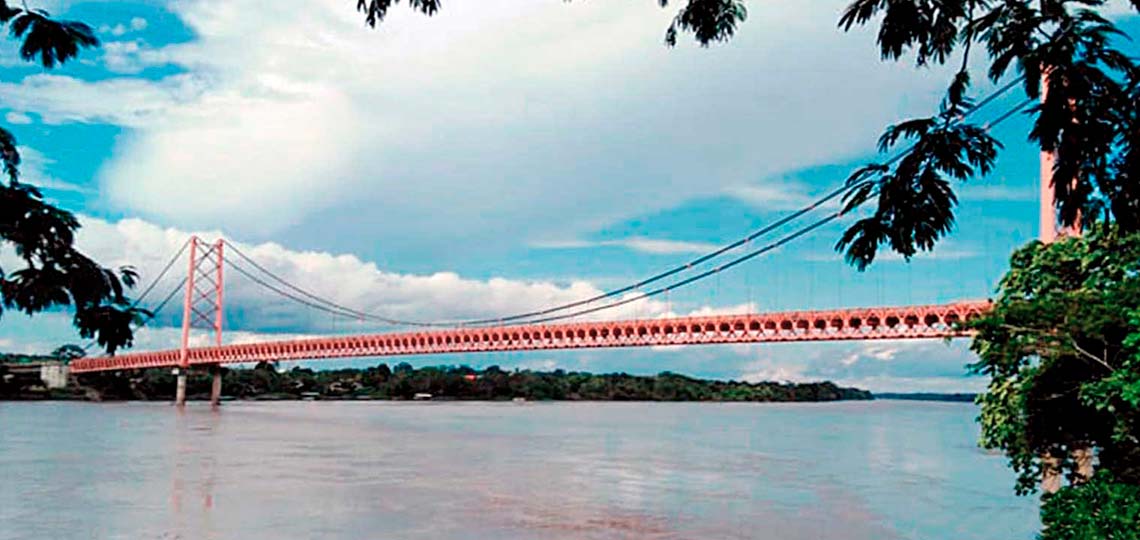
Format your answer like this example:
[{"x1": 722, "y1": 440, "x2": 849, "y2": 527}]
[
  {"x1": 174, "y1": 368, "x2": 187, "y2": 406},
  {"x1": 210, "y1": 365, "x2": 222, "y2": 407}
]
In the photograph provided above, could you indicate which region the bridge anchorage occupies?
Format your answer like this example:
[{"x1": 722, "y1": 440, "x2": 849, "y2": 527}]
[{"x1": 70, "y1": 229, "x2": 992, "y2": 404}]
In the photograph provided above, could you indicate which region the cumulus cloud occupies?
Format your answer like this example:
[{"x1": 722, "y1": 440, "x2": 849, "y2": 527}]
[
  {"x1": 0, "y1": 74, "x2": 204, "y2": 127},
  {"x1": 99, "y1": 17, "x2": 149, "y2": 37},
  {"x1": 73, "y1": 216, "x2": 677, "y2": 336},
  {"x1": 15, "y1": 146, "x2": 90, "y2": 193},
  {"x1": 101, "y1": 41, "x2": 163, "y2": 74},
  {"x1": 0, "y1": 0, "x2": 952, "y2": 249},
  {"x1": 736, "y1": 339, "x2": 984, "y2": 392},
  {"x1": 0, "y1": 215, "x2": 985, "y2": 392},
  {"x1": 5, "y1": 111, "x2": 32, "y2": 124}
]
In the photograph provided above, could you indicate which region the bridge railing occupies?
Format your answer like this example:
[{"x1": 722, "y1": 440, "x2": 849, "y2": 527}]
[{"x1": 70, "y1": 301, "x2": 992, "y2": 373}]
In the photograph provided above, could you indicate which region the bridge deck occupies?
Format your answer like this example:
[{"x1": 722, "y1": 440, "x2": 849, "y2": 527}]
[{"x1": 70, "y1": 301, "x2": 991, "y2": 373}]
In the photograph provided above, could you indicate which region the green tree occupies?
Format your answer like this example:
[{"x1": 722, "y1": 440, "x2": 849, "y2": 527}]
[
  {"x1": 355, "y1": 0, "x2": 1140, "y2": 264},
  {"x1": 1040, "y1": 472, "x2": 1140, "y2": 540},
  {"x1": 50, "y1": 343, "x2": 86, "y2": 362},
  {"x1": 355, "y1": 1, "x2": 1140, "y2": 534},
  {"x1": 0, "y1": 2, "x2": 143, "y2": 353},
  {"x1": 833, "y1": 0, "x2": 1140, "y2": 267},
  {"x1": 354, "y1": 0, "x2": 749, "y2": 47},
  {"x1": 969, "y1": 225, "x2": 1140, "y2": 533}
]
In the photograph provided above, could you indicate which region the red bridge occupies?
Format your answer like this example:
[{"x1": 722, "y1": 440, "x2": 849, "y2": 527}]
[
  {"x1": 71, "y1": 300, "x2": 990, "y2": 373},
  {"x1": 66, "y1": 81, "x2": 1064, "y2": 408}
]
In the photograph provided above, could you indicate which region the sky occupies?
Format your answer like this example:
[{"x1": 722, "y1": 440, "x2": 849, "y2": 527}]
[{"x1": 2, "y1": 0, "x2": 1134, "y2": 392}]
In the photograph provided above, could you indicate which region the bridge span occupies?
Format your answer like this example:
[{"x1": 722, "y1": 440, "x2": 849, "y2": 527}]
[{"x1": 71, "y1": 300, "x2": 989, "y2": 374}]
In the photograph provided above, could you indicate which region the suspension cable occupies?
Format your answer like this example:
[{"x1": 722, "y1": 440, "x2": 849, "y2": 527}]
[
  {"x1": 516, "y1": 97, "x2": 1037, "y2": 326},
  {"x1": 224, "y1": 253, "x2": 369, "y2": 321},
  {"x1": 82, "y1": 239, "x2": 192, "y2": 352},
  {"x1": 219, "y1": 80, "x2": 1030, "y2": 329}
]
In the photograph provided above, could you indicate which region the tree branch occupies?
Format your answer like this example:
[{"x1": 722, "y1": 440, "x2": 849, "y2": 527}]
[{"x1": 1069, "y1": 338, "x2": 1116, "y2": 373}]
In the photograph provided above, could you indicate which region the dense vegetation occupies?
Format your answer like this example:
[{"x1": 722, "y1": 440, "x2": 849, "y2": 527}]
[
  {"x1": 365, "y1": 1, "x2": 1140, "y2": 535},
  {"x1": 875, "y1": 392, "x2": 977, "y2": 402},
  {"x1": 0, "y1": 2, "x2": 143, "y2": 353},
  {"x1": 969, "y1": 225, "x2": 1140, "y2": 538},
  {"x1": 67, "y1": 362, "x2": 871, "y2": 402}
]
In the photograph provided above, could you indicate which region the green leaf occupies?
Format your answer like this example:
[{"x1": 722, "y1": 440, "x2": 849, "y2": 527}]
[{"x1": 9, "y1": 10, "x2": 99, "y2": 69}]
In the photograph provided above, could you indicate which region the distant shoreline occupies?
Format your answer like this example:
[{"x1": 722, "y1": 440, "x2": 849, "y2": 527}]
[
  {"x1": 875, "y1": 392, "x2": 977, "y2": 402},
  {"x1": 4, "y1": 363, "x2": 875, "y2": 403}
]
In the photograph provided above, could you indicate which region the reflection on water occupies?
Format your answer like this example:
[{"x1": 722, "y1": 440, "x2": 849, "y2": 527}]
[{"x1": 0, "y1": 401, "x2": 1038, "y2": 540}]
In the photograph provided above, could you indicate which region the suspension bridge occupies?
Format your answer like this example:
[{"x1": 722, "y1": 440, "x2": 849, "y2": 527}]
[{"x1": 68, "y1": 79, "x2": 1060, "y2": 406}]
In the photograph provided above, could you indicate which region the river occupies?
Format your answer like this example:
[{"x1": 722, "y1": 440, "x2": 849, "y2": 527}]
[{"x1": 0, "y1": 400, "x2": 1038, "y2": 539}]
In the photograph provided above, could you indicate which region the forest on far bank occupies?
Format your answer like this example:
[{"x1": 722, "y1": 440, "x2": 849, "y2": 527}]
[{"x1": 10, "y1": 362, "x2": 875, "y2": 402}]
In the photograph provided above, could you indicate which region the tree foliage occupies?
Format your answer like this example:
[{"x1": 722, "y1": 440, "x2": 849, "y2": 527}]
[
  {"x1": 51, "y1": 343, "x2": 86, "y2": 362},
  {"x1": 969, "y1": 225, "x2": 1140, "y2": 495},
  {"x1": 354, "y1": 0, "x2": 1140, "y2": 268},
  {"x1": 1040, "y1": 472, "x2": 1140, "y2": 540},
  {"x1": 0, "y1": 2, "x2": 143, "y2": 354},
  {"x1": 837, "y1": 0, "x2": 1140, "y2": 266},
  {"x1": 73, "y1": 363, "x2": 873, "y2": 402},
  {"x1": 355, "y1": 0, "x2": 748, "y2": 47}
]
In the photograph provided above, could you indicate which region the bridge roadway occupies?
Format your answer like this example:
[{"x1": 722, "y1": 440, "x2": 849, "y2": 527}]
[{"x1": 71, "y1": 301, "x2": 990, "y2": 373}]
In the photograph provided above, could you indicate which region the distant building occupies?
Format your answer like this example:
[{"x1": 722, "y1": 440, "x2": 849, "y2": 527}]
[
  {"x1": 413, "y1": 393, "x2": 432, "y2": 401},
  {"x1": 40, "y1": 363, "x2": 69, "y2": 389}
]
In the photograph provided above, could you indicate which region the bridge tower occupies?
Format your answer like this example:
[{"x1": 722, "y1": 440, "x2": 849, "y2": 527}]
[
  {"x1": 174, "y1": 236, "x2": 225, "y2": 407},
  {"x1": 1038, "y1": 72, "x2": 1090, "y2": 494}
]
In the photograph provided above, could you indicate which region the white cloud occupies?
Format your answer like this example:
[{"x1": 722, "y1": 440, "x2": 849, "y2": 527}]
[
  {"x1": 72, "y1": 216, "x2": 678, "y2": 335},
  {"x1": 834, "y1": 375, "x2": 987, "y2": 394},
  {"x1": 15, "y1": 146, "x2": 91, "y2": 193},
  {"x1": 517, "y1": 358, "x2": 559, "y2": 371},
  {"x1": 727, "y1": 181, "x2": 844, "y2": 212},
  {"x1": 679, "y1": 302, "x2": 758, "y2": 318},
  {"x1": 741, "y1": 362, "x2": 812, "y2": 384},
  {"x1": 99, "y1": 17, "x2": 149, "y2": 37},
  {"x1": 801, "y1": 239, "x2": 981, "y2": 263},
  {"x1": 0, "y1": 0, "x2": 951, "y2": 248},
  {"x1": 102, "y1": 41, "x2": 149, "y2": 74},
  {"x1": 0, "y1": 310, "x2": 317, "y2": 356},
  {"x1": 5, "y1": 111, "x2": 32, "y2": 124},
  {"x1": 533, "y1": 237, "x2": 721, "y2": 255},
  {"x1": 98, "y1": 23, "x2": 129, "y2": 37},
  {"x1": 735, "y1": 339, "x2": 983, "y2": 391},
  {"x1": 0, "y1": 74, "x2": 205, "y2": 128},
  {"x1": 1102, "y1": 0, "x2": 1140, "y2": 16}
]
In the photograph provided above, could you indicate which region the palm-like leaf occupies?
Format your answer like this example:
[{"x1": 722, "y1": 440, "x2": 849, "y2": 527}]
[
  {"x1": 665, "y1": 0, "x2": 747, "y2": 47},
  {"x1": 9, "y1": 10, "x2": 98, "y2": 68},
  {"x1": 837, "y1": 113, "x2": 999, "y2": 269},
  {"x1": 0, "y1": 1, "x2": 19, "y2": 23},
  {"x1": 839, "y1": 0, "x2": 972, "y2": 66},
  {"x1": 356, "y1": 0, "x2": 748, "y2": 46},
  {"x1": 0, "y1": 126, "x2": 19, "y2": 183},
  {"x1": 356, "y1": 0, "x2": 440, "y2": 27}
]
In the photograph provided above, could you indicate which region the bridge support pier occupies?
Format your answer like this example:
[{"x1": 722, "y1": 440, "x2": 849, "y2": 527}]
[
  {"x1": 209, "y1": 365, "x2": 222, "y2": 407},
  {"x1": 174, "y1": 368, "x2": 187, "y2": 406}
]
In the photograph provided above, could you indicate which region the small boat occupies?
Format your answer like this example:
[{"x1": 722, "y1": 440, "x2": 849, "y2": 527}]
[{"x1": 413, "y1": 393, "x2": 433, "y2": 401}]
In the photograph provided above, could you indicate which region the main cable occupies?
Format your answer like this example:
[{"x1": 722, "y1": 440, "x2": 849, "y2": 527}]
[
  {"x1": 221, "y1": 81, "x2": 1031, "y2": 329},
  {"x1": 224, "y1": 252, "x2": 370, "y2": 321},
  {"x1": 515, "y1": 97, "x2": 1038, "y2": 326},
  {"x1": 82, "y1": 239, "x2": 192, "y2": 352}
]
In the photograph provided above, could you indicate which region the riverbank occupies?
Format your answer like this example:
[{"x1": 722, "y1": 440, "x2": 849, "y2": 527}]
[{"x1": 4, "y1": 362, "x2": 873, "y2": 402}]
